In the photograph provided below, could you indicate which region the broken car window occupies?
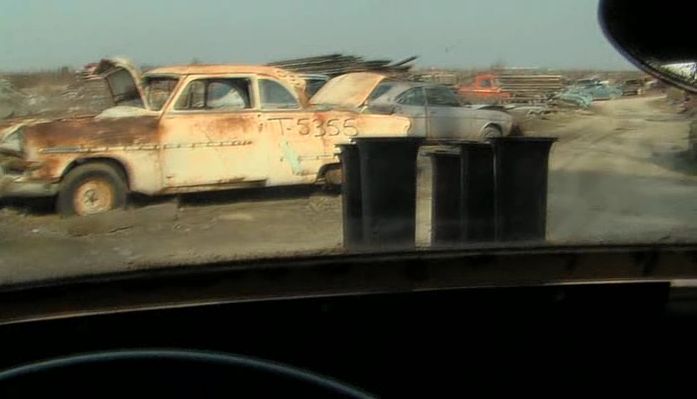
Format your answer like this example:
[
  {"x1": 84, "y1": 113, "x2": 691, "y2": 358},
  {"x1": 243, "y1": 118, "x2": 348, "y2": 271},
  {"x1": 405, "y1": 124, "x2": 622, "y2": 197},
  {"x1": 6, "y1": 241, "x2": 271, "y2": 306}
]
[{"x1": 259, "y1": 79, "x2": 299, "y2": 109}]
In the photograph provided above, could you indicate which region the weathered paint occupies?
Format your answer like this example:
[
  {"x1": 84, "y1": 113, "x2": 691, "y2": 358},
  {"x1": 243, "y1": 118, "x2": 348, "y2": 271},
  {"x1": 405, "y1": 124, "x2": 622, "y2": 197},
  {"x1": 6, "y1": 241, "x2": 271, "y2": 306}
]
[
  {"x1": 1, "y1": 67, "x2": 411, "y2": 199},
  {"x1": 21, "y1": 116, "x2": 162, "y2": 192}
]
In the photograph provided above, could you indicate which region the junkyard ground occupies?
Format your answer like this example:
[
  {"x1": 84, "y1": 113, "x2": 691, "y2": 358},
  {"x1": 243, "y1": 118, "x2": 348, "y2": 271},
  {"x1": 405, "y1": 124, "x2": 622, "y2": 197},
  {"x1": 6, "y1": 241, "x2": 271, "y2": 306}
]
[{"x1": 2, "y1": 94, "x2": 696, "y2": 285}]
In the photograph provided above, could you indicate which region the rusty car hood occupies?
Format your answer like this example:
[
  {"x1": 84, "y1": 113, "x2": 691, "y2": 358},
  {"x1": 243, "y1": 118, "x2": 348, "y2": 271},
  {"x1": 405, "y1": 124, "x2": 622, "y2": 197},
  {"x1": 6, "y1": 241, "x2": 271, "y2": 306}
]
[
  {"x1": 94, "y1": 58, "x2": 148, "y2": 109},
  {"x1": 21, "y1": 115, "x2": 159, "y2": 151},
  {"x1": 0, "y1": 117, "x2": 52, "y2": 141},
  {"x1": 0, "y1": 112, "x2": 159, "y2": 155},
  {"x1": 309, "y1": 72, "x2": 386, "y2": 109},
  {"x1": 0, "y1": 106, "x2": 158, "y2": 143}
]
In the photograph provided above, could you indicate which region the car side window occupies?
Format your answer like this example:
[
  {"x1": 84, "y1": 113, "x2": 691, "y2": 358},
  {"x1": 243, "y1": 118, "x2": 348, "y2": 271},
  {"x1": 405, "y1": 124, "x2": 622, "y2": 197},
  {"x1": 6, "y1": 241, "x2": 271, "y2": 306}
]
[
  {"x1": 259, "y1": 79, "x2": 299, "y2": 109},
  {"x1": 480, "y1": 79, "x2": 492, "y2": 88},
  {"x1": 396, "y1": 88, "x2": 426, "y2": 106},
  {"x1": 425, "y1": 87, "x2": 461, "y2": 107},
  {"x1": 174, "y1": 78, "x2": 252, "y2": 111}
]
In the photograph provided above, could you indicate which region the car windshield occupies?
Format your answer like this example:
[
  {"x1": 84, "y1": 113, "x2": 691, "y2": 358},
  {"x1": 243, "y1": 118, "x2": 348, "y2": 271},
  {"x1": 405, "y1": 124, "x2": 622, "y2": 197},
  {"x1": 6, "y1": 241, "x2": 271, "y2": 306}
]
[
  {"x1": 0, "y1": 1, "x2": 692, "y2": 288},
  {"x1": 143, "y1": 76, "x2": 179, "y2": 111}
]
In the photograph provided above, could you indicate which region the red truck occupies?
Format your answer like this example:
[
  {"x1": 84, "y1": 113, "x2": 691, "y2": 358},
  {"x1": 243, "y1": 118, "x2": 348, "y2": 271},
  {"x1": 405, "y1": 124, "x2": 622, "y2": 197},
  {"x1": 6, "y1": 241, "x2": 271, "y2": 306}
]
[
  {"x1": 457, "y1": 73, "x2": 512, "y2": 103},
  {"x1": 457, "y1": 72, "x2": 564, "y2": 104}
]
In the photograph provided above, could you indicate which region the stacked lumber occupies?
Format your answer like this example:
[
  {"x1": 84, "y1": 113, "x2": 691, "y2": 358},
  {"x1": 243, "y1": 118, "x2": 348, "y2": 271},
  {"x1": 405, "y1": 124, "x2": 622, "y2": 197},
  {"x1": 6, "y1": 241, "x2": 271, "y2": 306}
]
[{"x1": 497, "y1": 72, "x2": 564, "y2": 103}]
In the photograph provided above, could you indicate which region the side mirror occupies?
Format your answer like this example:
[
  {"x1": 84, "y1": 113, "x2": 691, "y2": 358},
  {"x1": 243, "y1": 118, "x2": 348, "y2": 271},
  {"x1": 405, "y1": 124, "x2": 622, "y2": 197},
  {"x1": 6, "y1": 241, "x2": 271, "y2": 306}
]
[{"x1": 599, "y1": 0, "x2": 697, "y2": 93}]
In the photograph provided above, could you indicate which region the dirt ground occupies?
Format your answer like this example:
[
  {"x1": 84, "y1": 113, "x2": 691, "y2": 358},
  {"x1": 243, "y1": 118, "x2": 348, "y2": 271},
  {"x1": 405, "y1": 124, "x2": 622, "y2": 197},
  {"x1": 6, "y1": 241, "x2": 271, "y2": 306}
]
[{"x1": 1, "y1": 94, "x2": 696, "y2": 285}]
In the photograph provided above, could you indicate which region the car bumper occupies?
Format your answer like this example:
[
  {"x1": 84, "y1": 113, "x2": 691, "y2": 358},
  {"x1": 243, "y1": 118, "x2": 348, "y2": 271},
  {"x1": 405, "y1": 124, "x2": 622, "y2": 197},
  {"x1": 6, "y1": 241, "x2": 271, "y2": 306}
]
[{"x1": 0, "y1": 168, "x2": 58, "y2": 198}]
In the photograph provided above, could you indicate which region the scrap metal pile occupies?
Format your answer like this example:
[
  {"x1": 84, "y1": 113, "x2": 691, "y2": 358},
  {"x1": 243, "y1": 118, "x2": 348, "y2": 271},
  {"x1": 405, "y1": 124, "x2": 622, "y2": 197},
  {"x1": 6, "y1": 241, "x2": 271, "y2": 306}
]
[
  {"x1": 0, "y1": 79, "x2": 27, "y2": 119},
  {"x1": 0, "y1": 67, "x2": 114, "y2": 120},
  {"x1": 267, "y1": 54, "x2": 417, "y2": 77}
]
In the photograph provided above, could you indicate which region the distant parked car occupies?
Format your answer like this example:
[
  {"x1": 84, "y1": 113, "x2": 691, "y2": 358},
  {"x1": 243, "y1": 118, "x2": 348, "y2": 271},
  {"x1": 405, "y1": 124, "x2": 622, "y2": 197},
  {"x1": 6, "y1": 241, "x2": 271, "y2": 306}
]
[
  {"x1": 362, "y1": 81, "x2": 514, "y2": 139},
  {"x1": 566, "y1": 79, "x2": 623, "y2": 100},
  {"x1": 456, "y1": 73, "x2": 512, "y2": 104},
  {"x1": 621, "y1": 79, "x2": 644, "y2": 96}
]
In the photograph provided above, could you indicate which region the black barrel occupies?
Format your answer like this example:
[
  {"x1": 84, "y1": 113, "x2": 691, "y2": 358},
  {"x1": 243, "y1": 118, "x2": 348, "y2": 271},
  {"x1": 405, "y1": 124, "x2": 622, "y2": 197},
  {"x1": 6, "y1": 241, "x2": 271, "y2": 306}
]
[
  {"x1": 356, "y1": 137, "x2": 423, "y2": 250},
  {"x1": 458, "y1": 142, "x2": 496, "y2": 242},
  {"x1": 427, "y1": 149, "x2": 463, "y2": 246},
  {"x1": 489, "y1": 137, "x2": 557, "y2": 242},
  {"x1": 338, "y1": 144, "x2": 364, "y2": 250}
]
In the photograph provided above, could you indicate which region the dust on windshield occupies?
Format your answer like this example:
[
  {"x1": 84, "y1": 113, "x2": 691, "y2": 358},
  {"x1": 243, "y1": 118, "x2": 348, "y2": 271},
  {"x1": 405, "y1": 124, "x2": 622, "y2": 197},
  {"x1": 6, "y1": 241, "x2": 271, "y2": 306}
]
[
  {"x1": 0, "y1": 1, "x2": 693, "y2": 285},
  {"x1": 144, "y1": 77, "x2": 179, "y2": 111}
]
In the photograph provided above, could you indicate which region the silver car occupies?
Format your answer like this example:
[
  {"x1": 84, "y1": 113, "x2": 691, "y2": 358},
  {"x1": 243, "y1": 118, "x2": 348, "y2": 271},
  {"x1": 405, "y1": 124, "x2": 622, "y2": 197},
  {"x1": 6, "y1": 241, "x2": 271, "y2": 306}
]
[{"x1": 363, "y1": 81, "x2": 514, "y2": 139}]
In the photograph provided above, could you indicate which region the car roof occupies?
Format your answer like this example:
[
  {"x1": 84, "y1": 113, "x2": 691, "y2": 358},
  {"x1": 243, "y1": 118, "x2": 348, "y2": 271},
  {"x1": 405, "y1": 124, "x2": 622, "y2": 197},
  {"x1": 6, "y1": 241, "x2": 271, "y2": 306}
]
[
  {"x1": 370, "y1": 81, "x2": 451, "y2": 103},
  {"x1": 144, "y1": 65, "x2": 308, "y2": 95},
  {"x1": 145, "y1": 64, "x2": 299, "y2": 78}
]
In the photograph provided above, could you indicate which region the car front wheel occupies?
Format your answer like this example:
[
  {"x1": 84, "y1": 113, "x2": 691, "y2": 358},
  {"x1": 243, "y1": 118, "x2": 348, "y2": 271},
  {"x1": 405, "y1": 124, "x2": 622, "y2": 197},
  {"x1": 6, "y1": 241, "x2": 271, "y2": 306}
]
[{"x1": 57, "y1": 163, "x2": 128, "y2": 216}]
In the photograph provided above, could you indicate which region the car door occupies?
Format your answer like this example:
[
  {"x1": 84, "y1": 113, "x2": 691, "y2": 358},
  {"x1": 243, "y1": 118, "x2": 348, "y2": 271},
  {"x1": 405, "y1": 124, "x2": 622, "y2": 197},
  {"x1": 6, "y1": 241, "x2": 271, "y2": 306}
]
[
  {"x1": 425, "y1": 86, "x2": 477, "y2": 139},
  {"x1": 393, "y1": 87, "x2": 427, "y2": 137},
  {"x1": 158, "y1": 76, "x2": 268, "y2": 189},
  {"x1": 256, "y1": 77, "x2": 333, "y2": 185}
]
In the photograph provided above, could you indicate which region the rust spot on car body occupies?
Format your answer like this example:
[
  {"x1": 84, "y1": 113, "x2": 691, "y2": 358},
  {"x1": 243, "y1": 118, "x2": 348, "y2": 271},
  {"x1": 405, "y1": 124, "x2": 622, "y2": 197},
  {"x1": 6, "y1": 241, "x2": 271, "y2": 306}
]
[{"x1": 26, "y1": 116, "x2": 159, "y2": 149}]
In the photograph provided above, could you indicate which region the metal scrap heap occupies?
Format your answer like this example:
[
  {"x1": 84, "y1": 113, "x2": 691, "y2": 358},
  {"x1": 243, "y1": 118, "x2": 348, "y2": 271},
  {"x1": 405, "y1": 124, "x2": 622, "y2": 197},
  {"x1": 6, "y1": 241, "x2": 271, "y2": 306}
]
[
  {"x1": 0, "y1": 79, "x2": 27, "y2": 119},
  {"x1": 267, "y1": 54, "x2": 417, "y2": 77}
]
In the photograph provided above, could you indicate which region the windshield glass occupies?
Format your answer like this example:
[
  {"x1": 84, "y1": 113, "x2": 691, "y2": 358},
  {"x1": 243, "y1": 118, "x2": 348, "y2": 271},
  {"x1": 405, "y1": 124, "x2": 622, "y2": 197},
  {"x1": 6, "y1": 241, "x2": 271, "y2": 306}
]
[
  {"x1": 143, "y1": 76, "x2": 179, "y2": 111},
  {"x1": 0, "y1": 1, "x2": 690, "y2": 287}
]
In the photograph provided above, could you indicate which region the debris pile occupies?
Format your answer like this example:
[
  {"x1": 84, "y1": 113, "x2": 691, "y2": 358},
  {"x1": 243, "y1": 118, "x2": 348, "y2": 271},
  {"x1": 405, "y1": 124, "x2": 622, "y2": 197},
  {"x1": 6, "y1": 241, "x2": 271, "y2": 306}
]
[
  {"x1": 0, "y1": 66, "x2": 113, "y2": 120},
  {"x1": 0, "y1": 79, "x2": 28, "y2": 119},
  {"x1": 60, "y1": 78, "x2": 112, "y2": 113},
  {"x1": 77, "y1": 63, "x2": 100, "y2": 80},
  {"x1": 268, "y1": 54, "x2": 417, "y2": 77}
]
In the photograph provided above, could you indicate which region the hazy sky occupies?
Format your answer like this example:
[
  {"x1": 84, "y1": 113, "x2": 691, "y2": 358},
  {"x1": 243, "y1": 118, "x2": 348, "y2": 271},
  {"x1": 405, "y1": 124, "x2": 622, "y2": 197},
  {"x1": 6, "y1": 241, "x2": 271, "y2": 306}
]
[{"x1": 0, "y1": 0, "x2": 634, "y2": 71}]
